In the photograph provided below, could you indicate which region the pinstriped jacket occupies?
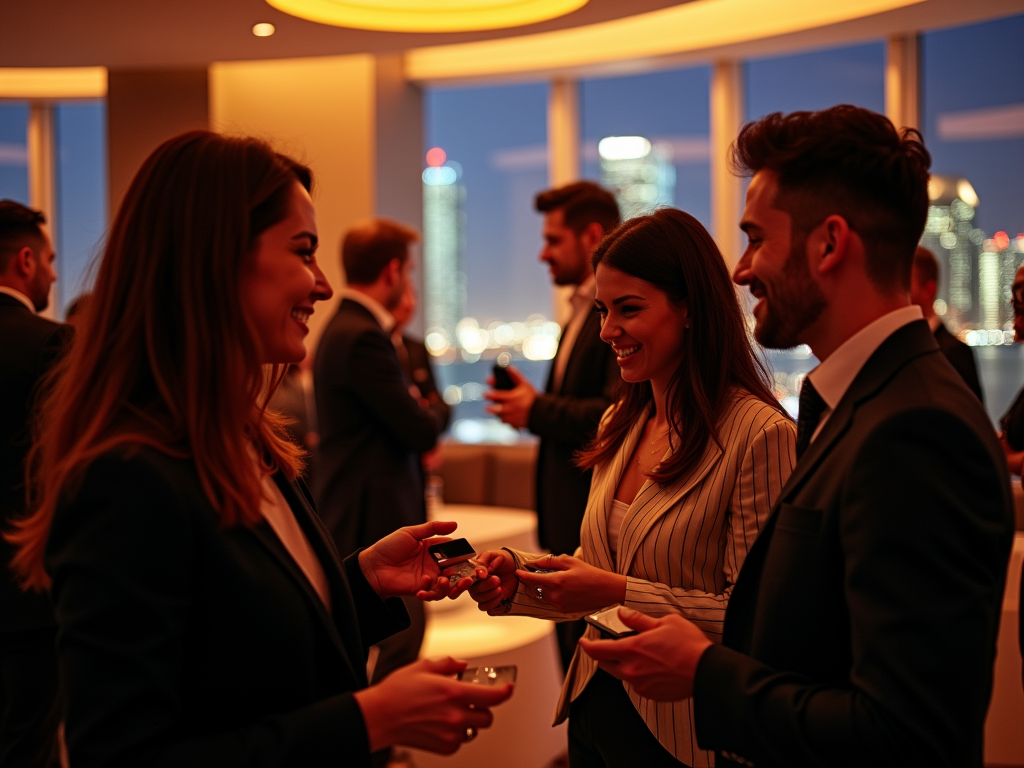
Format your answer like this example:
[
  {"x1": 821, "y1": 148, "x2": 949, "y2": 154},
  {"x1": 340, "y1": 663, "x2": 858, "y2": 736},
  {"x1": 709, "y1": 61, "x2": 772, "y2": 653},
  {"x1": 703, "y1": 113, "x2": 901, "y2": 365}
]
[{"x1": 504, "y1": 391, "x2": 796, "y2": 767}]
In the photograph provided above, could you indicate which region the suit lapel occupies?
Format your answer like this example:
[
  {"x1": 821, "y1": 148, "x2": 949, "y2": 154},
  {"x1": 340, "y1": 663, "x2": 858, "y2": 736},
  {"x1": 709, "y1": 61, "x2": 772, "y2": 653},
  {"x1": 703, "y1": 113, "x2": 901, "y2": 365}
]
[{"x1": 246, "y1": 476, "x2": 363, "y2": 685}]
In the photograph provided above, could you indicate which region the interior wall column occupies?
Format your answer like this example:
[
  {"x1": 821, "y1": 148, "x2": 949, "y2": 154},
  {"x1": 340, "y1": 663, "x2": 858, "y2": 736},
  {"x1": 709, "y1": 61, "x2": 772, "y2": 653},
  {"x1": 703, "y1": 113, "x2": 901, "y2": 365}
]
[
  {"x1": 886, "y1": 34, "x2": 921, "y2": 131},
  {"x1": 27, "y1": 101, "x2": 56, "y2": 318},
  {"x1": 548, "y1": 77, "x2": 580, "y2": 323},
  {"x1": 106, "y1": 68, "x2": 209, "y2": 216},
  {"x1": 710, "y1": 60, "x2": 744, "y2": 267}
]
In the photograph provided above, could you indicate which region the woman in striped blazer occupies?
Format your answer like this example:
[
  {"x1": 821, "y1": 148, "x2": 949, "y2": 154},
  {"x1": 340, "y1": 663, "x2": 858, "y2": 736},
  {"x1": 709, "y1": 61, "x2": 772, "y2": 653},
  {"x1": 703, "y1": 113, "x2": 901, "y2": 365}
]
[{"x1": 466, "y1": 208, "x2": 797, "y2": 767}]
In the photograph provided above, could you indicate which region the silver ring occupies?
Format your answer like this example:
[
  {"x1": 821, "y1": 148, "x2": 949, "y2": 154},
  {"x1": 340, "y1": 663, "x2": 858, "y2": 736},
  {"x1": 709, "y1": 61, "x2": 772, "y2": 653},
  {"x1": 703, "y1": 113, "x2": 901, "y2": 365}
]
[
  {"x1": 535, "y1": 586, "x2": 543, "y2": 600},
  {"x1": 465, "y1": 727, "x2": 477, "y2": 742}
]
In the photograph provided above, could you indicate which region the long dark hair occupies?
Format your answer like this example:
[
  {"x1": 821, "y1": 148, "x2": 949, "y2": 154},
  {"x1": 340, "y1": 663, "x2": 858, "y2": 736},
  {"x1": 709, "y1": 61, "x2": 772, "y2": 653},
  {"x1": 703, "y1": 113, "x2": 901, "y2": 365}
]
[
  {"x1": 577, "y1": 208, "x2": 781, "y2": 483},
  {"x1": 9, "y1": 131, "x2": 310, "y2": 590}
]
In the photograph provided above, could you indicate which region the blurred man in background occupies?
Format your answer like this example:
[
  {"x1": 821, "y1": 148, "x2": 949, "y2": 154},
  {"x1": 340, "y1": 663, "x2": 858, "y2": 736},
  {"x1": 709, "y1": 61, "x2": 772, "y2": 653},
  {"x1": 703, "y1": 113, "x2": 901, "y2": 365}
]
[{"x1": 0, "y1": 200, "x2": 69, "y2": 768}]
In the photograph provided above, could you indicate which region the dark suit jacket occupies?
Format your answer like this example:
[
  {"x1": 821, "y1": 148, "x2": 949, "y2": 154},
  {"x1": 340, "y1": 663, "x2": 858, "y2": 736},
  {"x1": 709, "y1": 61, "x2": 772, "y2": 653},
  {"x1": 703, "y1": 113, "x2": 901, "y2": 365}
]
[
  {"x1": 314, "y1": 299, "x2": 446, "y2": 556},
  {"x1": 45, "y1": 447, "x2": 409, "y2": 768},
  {"x1": 528, "y1": 308, "x2": 618, "y2": 555},
  {"x1": 934, "y1": 322, "x2": 983, "y2": 403},
  {"x1": 693, "y1": 320, "x2": 1014, "y2": 768},
  {"x1": 0, "y1": 293, "x2": 71, "y2": 634},
  {"x1": 399, "y1": 335, "x2": 451, "y2": 430}
]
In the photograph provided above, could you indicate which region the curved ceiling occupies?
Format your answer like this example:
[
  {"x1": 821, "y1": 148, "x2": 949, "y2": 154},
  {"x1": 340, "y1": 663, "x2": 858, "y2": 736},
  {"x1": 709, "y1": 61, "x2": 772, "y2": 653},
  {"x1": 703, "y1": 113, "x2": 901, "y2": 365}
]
[{"x1": 0, "y1": 0, "x2": 685, "y2": 68}]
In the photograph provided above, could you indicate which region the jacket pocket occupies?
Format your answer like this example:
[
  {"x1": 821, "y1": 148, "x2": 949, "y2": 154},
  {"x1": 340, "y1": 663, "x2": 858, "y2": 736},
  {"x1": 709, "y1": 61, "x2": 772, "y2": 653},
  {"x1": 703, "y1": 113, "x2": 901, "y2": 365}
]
[{"x1": 774, "y1": 503, "x2": 823, "y2": 536}]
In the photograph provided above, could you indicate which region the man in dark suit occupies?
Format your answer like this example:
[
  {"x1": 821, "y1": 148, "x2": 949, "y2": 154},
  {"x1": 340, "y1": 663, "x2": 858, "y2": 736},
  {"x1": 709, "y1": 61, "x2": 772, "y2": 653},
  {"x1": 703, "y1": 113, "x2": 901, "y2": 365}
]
[
  {"x1": 0, "y1": 200, "x2": 69, "y2": 768},
  {"x1": 911, "y1": 245, "x2": 984, "y2": 402},
  {"x1": 578, "y1": 106, "x2": 1014, "y2": 768},
  {"x1": 485, "y1": 181, "x2": 620, "y2": 671},
  {"x1": 313, "y1": 219, "x2": 447, "y2": 760}
]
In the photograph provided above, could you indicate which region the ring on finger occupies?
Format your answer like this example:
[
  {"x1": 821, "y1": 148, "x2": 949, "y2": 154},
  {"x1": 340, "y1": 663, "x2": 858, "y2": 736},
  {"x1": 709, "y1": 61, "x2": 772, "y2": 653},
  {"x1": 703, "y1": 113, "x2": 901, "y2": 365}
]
[
  {"x1": 535, "y1": 586, "x2": 543, "y2": 601},
  {"x1": 465, "y1": 727, "x2": 477, "y2": 742}
]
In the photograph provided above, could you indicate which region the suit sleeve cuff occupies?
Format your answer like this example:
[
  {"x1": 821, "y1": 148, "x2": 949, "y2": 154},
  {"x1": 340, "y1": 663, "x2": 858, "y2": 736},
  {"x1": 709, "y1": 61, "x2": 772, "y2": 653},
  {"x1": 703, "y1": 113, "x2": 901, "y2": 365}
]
[{"x1": 343, "y1": 550, "x2": 411, "y2": 647}]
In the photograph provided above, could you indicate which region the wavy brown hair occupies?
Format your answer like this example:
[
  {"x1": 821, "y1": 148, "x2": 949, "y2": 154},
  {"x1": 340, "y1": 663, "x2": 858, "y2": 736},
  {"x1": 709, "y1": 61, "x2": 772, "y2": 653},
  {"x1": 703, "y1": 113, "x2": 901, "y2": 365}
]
[
  {"x1": 8, "y1": 131, "x2": 310, "y2": 590},
  {"x1": 577, "y1": 208, "x2": 782, "y2": 483}
]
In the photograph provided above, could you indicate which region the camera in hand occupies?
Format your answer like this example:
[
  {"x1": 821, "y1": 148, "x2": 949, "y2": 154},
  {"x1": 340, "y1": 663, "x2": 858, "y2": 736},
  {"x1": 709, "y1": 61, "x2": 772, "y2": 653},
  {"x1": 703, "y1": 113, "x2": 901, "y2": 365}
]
[{"x1": 492, "y1": 351, "x2": 515, "y2": 390}]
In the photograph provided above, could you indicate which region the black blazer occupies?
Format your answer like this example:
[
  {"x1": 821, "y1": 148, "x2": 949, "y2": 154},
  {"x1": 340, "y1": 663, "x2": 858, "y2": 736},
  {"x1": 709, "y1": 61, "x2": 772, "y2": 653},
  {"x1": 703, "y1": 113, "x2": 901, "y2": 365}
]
[
  {"x1": 0, "y1": 293, "x2": 71, "y2": 634},
  {"x1": 528, "y1": 309, "x2": 618, "y2": 555},
  {"x1": 314, "y1": 299, "x2": 446, "y2": 556},
  {"x1": 45, "y1": 447, "x2": 409, "y2": 768},
  {"x1": 934, "y1": 322, "x2": 983, "y2": 403},
  {"x1": 693, "y1": 320, "x2": 1014, "y2": 768}
]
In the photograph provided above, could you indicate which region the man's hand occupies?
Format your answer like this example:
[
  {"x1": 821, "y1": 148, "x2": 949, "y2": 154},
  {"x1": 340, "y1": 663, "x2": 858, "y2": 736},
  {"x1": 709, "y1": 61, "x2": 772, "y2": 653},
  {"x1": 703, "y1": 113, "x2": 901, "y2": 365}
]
[
  {"x1": 484, "y1": 366, "x2": 537, "y2": 429},
  {"x1": 354, "y1": 656, "x2": 514, "y2": 754},
  {"x1": 358, "y1": 521, "x2": 480, "y2": 601},
  {"x1": 578, "y1": 608, "x2": 713, "y2": 701},
  {"x1": 515, "y1": 554, "x2": 626, "y2": 614}
]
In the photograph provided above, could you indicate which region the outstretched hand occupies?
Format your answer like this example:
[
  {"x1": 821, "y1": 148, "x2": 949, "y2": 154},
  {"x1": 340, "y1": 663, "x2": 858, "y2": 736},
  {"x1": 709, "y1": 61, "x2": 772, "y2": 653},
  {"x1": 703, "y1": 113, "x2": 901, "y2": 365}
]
[
  {"x1": 578, "y1": 608, "x2": 713, "y2": 701},
  {"x1": 457, "y1": 549, "x2": 520, "y2": 612},
  {"x1": 514, "y1": 554, "x2": 626, "y2": 615},
  {"x1": 358, "y1": 521, "x2": 479, "y2": 601},
  {"x1": 484, "y1": 366, "x2": 536, "y2": 429}
]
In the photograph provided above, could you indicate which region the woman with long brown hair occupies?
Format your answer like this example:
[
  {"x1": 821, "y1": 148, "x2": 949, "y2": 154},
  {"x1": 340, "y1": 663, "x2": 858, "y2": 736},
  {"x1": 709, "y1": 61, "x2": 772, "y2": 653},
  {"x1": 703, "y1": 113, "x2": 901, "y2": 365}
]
[
  {"x1": 7, "y1": 130, "x2": 510, "y2": 768},
  {"x1": 465, "y1": 208, "x2": 796, "y2": 767}
]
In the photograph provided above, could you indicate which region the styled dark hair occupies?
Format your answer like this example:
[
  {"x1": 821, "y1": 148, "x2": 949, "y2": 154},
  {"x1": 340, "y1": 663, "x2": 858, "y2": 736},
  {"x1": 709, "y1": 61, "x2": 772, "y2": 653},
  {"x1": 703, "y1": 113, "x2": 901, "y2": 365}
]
[
  {"x1": 9, "y1": 130, "x2": 310, "y2": 590},
  {"x1": 535, "y1": 181, "x2": 621, "y2": 236},
  {"x1": 0, "y1": 199, "x2": 46, "y2": 272},
  {"x1": 577, "y1": 208, "x2": 781, "y2": 483},
  {"x1": 731, "y1": 105, "x2": 931, "y2": 293},
  {"x1": 913, "y1": 245, "x2": 938, "y2": 286},
  {"x1": 342, "y1": 218, "x2": 418, "y2": 285}
]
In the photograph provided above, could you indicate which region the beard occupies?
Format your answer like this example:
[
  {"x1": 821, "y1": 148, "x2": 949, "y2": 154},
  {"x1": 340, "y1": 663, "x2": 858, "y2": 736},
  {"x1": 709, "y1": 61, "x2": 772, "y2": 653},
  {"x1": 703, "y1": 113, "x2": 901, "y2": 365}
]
[{"x1": 752, "y1": 235, "x2": 827, "y2": 350}]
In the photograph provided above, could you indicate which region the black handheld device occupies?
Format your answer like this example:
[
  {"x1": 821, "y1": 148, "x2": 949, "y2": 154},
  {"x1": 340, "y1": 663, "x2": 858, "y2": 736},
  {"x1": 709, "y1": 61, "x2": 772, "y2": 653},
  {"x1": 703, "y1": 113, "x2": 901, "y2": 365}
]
[
  {"x1": 585, "y1": 605, "x2": 638, "y2": 640},
  {"x1": 492, "y1": 351, "x2": 515, "y2": 390}
]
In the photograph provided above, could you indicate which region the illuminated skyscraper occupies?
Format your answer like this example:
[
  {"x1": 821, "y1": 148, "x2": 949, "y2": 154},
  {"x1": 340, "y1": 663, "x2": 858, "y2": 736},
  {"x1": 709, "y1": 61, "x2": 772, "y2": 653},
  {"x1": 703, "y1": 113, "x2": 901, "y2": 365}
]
[
  {"x1": 920, "y1": 176, "x2": 981, "y2": 332},
  {"x1": 597, "y1": 136, "x2": 675, "y2": 219},
  {"x1": 422, "y1": 147, "x2": 466, "y2": 352}
]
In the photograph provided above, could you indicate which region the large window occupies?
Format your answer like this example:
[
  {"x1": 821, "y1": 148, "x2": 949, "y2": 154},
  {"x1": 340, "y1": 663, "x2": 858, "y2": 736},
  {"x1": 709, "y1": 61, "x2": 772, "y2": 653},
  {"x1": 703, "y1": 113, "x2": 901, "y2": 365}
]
[
  {"x1": 921, "y1": 13, "x2": 1024, "y2": 423},
  {"x1": 580, "y1": 66, "x2": 712, "y2": 228},
  {"x1": 0, "y1": 102, "x2": 29, "y2": 204},
  {"x1": 424, "y1": 83, "x2": 551, "y2": 442}
]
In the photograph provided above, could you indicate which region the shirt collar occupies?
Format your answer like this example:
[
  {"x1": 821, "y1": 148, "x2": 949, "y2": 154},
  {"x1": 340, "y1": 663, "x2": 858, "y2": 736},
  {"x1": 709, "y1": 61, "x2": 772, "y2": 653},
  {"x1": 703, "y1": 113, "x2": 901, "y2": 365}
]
[
  {"x1": 926, "y1": 314, "x2": 942, "y2": 333},
  {"x1": 808, "y1": 305, "x2": 924, "y2": 412},
  {"x1": 571, "y1": 275, "x2": 596, "y2": 313},
  {"x1": 0, "y1": 286, "x2": 36, "y2": 313},
  {"x1": 343, "y1": 288, "x2": 395, "y2": 333}
]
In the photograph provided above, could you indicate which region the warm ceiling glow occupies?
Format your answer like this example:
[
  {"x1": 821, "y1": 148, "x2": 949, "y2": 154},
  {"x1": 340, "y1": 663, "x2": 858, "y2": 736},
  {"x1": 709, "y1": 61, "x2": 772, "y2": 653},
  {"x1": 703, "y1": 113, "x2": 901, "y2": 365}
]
[
  {"x1": 264, "y1": 0, "x2": 588, "y2": 32},
  {"x1": 0, "y1": 67, "x2": 107, "y2": 98},
  {"x1": 252, "y1": 22, "x2": 277, "y2": 36},
  {"x1": 406, "y1": 0, "x2": 926, "y2": 82}
]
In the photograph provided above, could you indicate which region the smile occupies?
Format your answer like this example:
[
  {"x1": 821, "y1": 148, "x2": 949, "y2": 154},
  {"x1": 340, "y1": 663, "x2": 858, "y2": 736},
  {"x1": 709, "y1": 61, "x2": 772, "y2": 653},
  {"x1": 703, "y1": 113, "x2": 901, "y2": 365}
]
[
  {"x1": 291, "y1": 308, "x2": 312, "y2": 324},
  {"x1": 614, "y1": 345, "x2": 640, "y2": 359}
]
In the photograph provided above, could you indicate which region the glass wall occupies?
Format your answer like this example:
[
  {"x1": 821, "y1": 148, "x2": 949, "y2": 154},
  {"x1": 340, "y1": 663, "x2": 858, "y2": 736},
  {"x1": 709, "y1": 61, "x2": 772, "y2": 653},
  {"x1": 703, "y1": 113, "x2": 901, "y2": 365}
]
[
  {"x1": 0, "y1": 102, "x2": 30, "y2": 204},
  {"x1": 744, "y1": 41, "x2": 887, "y2": 414},
  {"x1": 54, "y1": 101, "x2": 108, "y2": 316},
  {"x1": 424, "y1": 82, "x2": 551, "y2": 442},
  {"x1": 920, "y1": 13, "x2": 1024, "y2": 423},
  {"x1": 580, "y1": 66, "x2": 711, "y2": 228}
]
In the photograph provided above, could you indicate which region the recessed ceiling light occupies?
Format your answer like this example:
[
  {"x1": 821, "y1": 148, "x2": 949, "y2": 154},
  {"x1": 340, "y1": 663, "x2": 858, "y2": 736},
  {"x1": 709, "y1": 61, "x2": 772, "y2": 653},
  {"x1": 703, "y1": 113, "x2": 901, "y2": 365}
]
[
  {"x1": 264, "y1": 0, "x2": 588, "y2": 33},
  {"x1": 252, "y1": 22, "x2": 276, "y2": 37}
]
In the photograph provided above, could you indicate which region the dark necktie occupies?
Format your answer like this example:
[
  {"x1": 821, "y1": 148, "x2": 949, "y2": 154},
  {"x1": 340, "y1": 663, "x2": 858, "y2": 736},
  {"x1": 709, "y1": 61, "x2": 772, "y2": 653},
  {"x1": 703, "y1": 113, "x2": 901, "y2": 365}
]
[{"x1": 795, "y1": 377, "x2": 827, "y2": 459}]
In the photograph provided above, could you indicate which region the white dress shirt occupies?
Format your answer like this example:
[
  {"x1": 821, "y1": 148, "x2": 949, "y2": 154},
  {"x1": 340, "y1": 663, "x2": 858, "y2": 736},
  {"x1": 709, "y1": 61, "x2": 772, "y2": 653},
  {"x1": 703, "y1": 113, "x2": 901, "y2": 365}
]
[
  {"x1": 806, "y1": 305, "x2": 924, "y2": 442},
  {"x1": 552, "y1": 275, "x2": 596, "y2": 392}
]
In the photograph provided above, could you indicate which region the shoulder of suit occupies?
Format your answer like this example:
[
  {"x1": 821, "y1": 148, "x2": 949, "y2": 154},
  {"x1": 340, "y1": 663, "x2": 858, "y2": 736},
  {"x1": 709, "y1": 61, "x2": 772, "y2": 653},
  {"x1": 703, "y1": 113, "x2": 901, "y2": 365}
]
[{"x1": 722, "y1": 390, "x2": 793, "y2": 432}]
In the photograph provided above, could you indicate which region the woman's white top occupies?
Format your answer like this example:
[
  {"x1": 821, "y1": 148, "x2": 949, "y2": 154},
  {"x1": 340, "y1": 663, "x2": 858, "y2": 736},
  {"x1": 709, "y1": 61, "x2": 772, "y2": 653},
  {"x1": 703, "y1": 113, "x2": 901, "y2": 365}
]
[
  {"x1": 259, "y1": 471, "x2": 332, "y2": 611},
  {"x1": 607, "y1": 498, "x2": 629, "y2": 556}
]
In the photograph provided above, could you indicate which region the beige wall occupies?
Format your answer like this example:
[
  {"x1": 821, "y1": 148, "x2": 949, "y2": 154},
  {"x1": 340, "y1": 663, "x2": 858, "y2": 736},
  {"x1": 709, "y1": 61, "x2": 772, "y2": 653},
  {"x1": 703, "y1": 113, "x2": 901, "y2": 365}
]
[{"x1": 210, "y1": 54, "x2": 377, "y2": 351}]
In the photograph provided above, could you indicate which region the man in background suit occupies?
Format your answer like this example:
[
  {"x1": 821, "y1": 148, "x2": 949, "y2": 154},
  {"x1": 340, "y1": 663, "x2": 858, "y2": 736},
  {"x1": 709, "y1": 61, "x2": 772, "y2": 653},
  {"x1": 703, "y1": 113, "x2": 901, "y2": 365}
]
[
  {"x1": 486, "y1": 182, "x2": 620, "y2": 672},
  {"x1": 579, "y1": 106, "x2": 1014, "y2": 768},
  {"x1": 910, "y1": 245, "x2": 983, "y2": 402},
  {"x1": 0, "y1": 200, "x2": 69, "y2": 768},
  {"x1": 313, "y1": 219, "x2": 446, "y2": 765}
]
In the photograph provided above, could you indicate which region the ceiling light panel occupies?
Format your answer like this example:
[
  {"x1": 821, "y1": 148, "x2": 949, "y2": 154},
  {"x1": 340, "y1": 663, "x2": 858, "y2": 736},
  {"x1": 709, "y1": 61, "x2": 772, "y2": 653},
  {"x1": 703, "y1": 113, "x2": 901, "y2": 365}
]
[{"x1": 264, "y1": 0, "x2": 588, "y2": 32}]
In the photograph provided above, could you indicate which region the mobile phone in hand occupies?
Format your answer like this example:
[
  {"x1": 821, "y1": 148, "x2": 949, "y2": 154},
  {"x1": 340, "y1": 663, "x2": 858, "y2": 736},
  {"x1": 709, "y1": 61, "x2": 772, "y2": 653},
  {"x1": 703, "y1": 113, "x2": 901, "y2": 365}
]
[
  {"x1": 492, "y1": 351, "x2": 515, "y2": 390},
  {"x1": 459, "y1": 665, "x2": 518, "y2": 686},
  {"x1": 585, "y1": 605, "x2": 637, "y2": 639},
  {"x1": 428, "y1": 538, "x2": 484, "y2": 587}
]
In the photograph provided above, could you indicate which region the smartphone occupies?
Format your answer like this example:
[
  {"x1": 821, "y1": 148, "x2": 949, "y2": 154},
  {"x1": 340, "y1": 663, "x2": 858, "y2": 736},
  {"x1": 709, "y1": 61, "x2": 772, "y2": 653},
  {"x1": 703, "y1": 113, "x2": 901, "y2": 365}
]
[
  {"x1": 523, "y1": 561, "x2": 558, "y2": 575},
  {"x1": 459, "y1": 665, "x2": 518, "y2": 686},
  {"x1": 492, "y1": 352, "x2": 515, "y2": 390},
  {"x1": 428, "y1": 538, "x2": 484, "y2": 587},
  {"x1": 585, "y1": 605, "x2": 637, "y2": 639}
]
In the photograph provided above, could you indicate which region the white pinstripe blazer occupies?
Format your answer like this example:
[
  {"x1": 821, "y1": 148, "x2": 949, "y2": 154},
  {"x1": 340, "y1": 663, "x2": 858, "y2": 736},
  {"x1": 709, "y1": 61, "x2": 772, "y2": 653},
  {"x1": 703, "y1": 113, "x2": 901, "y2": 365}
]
[{"x1": 504, "y1": 391, "x2": 796, "y2": 767}]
